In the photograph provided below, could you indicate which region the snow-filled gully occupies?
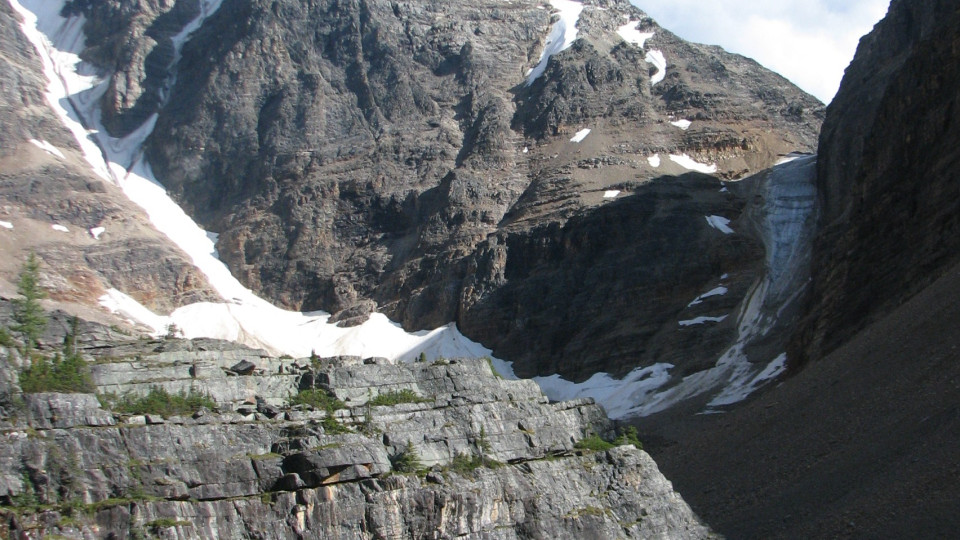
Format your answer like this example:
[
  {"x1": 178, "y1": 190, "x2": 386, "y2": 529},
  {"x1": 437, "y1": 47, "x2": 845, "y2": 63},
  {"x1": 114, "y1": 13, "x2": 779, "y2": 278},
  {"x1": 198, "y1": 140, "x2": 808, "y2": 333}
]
[
  {"x1": 11, "y1": 0, "x2": 817, "y2": 419},
  {"x1": 9, "y1": 0, "x2": 495, "y2": 364}
]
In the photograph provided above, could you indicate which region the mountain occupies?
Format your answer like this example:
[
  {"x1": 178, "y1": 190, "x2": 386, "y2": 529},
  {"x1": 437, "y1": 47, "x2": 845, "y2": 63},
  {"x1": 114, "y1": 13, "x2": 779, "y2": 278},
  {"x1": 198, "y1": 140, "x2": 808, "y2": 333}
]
[
  {"x1": 0, "y1": 0, "x2": 826, "y2": 419},
  {"x1": 6, "y1": 0, "x2": 959, "y2": 537}
]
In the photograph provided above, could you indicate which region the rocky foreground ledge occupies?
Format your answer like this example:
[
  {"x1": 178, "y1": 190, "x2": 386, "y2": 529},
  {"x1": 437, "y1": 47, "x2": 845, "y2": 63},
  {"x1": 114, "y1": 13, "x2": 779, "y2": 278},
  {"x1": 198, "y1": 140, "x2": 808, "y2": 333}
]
[{"x1": 0, "y1": 336, "x2": 713, "y2": 539}]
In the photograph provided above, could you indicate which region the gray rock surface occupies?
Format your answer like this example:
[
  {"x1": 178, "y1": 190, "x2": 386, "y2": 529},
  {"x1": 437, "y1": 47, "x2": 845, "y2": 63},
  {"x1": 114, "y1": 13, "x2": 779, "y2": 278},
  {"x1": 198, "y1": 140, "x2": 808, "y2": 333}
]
[{"x1": 0, "y1": 330, "x2": 715, "y2": 539}]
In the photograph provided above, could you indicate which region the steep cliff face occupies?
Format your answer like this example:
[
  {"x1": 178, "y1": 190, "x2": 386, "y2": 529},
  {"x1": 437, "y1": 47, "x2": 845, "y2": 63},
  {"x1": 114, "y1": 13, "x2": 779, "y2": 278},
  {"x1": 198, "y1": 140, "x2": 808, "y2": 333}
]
[
  {"x1": 793, "y1": 0, "x2": 960, "y2": 365},
  {"x1": 48, "y1": 0, "x2": 822, "y2": 383},
  {"x1": 0, "y1": 308, "x2": 714, "y2": 539}
]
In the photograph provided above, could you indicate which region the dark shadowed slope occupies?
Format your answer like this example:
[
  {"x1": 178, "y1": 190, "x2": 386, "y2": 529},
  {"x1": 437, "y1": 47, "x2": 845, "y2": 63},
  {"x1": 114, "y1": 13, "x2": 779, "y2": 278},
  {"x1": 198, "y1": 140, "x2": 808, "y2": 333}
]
[{"x1": 645, "y1": 259, "x2": 960, "y2": 539}]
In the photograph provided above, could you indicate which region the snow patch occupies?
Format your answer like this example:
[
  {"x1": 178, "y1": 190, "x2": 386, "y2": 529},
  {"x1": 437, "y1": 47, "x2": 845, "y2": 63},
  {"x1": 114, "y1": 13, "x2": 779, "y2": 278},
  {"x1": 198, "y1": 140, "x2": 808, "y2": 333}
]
[
  {"x1": 29, "y1": 138, "x2": 65, "y2": 158},
  {"x1": 617, "y1": 21, "x2": 654, "y2": 48},
  {"x1": 669, "y1": 153, "x2": 717, "y2": 174},
  {"x1": 670, "y1": 119, "x2": 692, "y2": 130},
  {"x1": 705, "y1": 215, "x2": 734, "y2": 234},
  {"x1": 647, "y1": 154, "x2": 661, "y2": 168},
  {"x1": 51, "y1": 224, "x2": 69, "y2": 233},
  {"x1": 645, "y1": 49, "x2": 667, "y2": 85},
  {"x1": 522, "y1": 146, "x2": 529, "y2": 154},
  {"x1": 525, "y1": 363, "x2": 676, "y2": 420},
  {"x1": 603, "y1": 190, "x2": 620, "y2": 199},
  {"x1": 569, "y1": 128, "x2": 591, "y2": 143},
  {"x1": 527, "y1": 0, "x2": 584, "y2": 85},
  {"x1": 688, "y1": 286, "x2": 728, "y2": 306},
  {"x1": 89, "y1": 226, "x2": 105, "y2": 239},
  {"x1": 0, "y1": 221, "x2": 12, "y2": 229},
  {"x1": 679, "y1": 315, "x2": 728, "y2": 327}
]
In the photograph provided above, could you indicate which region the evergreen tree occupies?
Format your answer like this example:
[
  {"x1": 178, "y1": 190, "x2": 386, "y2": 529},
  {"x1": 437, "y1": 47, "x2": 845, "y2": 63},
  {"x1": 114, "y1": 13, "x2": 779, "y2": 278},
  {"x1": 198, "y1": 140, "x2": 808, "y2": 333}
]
[{"x1": 11, "y1": 253, "x2": 47, "y2": 355}]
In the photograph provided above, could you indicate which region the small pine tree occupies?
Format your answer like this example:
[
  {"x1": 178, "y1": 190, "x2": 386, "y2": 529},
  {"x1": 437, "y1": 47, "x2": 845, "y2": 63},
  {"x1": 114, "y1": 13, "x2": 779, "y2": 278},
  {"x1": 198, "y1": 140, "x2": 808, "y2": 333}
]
[
  {"x1": 11, "y1": 253, "x2": 47, "y2": 355},
  {"x1": 417, "y1": 352, "x2": 426, "y2": 363},
  {"x1": 63, "y1": 315, "x2": 80, "y2": 359},
  {"x1": 392, "y1": 441, "x2": 423, "y2": 473}
]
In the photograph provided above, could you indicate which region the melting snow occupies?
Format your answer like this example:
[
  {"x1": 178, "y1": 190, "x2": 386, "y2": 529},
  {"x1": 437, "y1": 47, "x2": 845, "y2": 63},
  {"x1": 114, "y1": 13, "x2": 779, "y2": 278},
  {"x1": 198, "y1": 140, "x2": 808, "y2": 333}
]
[
  {"x1": 29, "y1": 138, "x2": 65, "y2": 158},
  {"x1": 688, "y1": 286, "x2": 728, "y2": 306},
  {"x1": 705, "y1": 215, "x2": 734, "y2": 234},
  {"x1": 51, "y1": 224, "x2": 69, "y2": 232},
  {"x1": 617, "y1": 21, "x2": 654, "y2": 48},
  {"x1": 498, "y1": 362, "x2": 675, "y2": 420},
  {"x1": 527, "y1": 0, "x2": 584, "y2": 85},
  {"x1": 670, "y1": 119, "x2": 692, "y2": 130},
  {"x1": 645, "y1": 49, "x2": 667, "y2": 85},
  {"x1": 89, "y1": 226, "x2": 105, "y2": 239},
  {"x1": 570, "y1": 128, "x2": 591, "y2": 143},
  {"x1": 647, "y1": 154, "x2": 661, "y2": 168},
  {"x1": 679, "y1": 315, "x2": 728, "y2": 327},
  {"x1": 670, "y1": 153, "x2": 717, "y2": 174},
  {"x1": 603, "y1": 190, "x2": 620, "y2": 199},
  {"x1": 0, "y1": 221, "x2": 12, "y2": 229}
]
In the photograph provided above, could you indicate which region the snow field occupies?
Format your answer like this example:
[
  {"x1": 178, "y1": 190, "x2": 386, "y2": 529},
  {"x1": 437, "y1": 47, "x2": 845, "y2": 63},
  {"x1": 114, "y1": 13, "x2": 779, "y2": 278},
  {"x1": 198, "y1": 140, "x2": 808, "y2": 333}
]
[
  {"x1": 570, "y1": 128, "x2": 591, "y2": 143},
  {"x1": 527, "y1": 0, "x2": 584, "y2": 85},
  {"x1": 705, "y1": 215, "x2": 734, "y2": 234},
  {"x1": 645, "y1": 49, "x2": 667, "y2": 84},
  {"x1": 670, "y1": 153, "x2": 718, "y2": 174},
  {"x1": 617, "y1": 21, "x2": 654, "y2": 48}
]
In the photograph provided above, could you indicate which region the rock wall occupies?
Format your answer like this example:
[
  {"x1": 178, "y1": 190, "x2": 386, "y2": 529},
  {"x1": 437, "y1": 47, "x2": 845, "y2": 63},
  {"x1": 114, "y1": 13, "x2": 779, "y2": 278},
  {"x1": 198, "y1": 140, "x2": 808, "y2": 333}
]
[
  {"x1": 0, "y1": 323, "x2": 714, "y2": 538},
  {"x1": 793, "y1": 0, "x2": 960, "y2": 365}
]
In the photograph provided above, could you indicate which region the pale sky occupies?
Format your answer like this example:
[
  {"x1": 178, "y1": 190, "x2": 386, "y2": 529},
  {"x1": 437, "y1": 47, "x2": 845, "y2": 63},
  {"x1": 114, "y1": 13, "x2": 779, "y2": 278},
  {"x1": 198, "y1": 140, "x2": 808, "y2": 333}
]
[{"x1": 630, "y1": 0, "x2": 891, "y2": 103}]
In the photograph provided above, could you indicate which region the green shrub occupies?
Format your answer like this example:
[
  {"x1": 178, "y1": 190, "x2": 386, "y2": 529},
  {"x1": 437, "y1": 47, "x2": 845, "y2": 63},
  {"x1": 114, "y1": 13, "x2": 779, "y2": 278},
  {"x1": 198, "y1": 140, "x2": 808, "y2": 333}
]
[
  {"x1": 19, "y1": 353, "x2": 94, "y2": 394},
  {"x1": 290, "y1": 389, "x2": 345, "y2": 412},
  {"x1": 443, "y1": 450, "x2": 503, "y2": 476},
  {"x1": 147, "y1": 518, "x2": 190, "y2": 531},
  {"x1": 391, "y1": 441, "x2": 423, "y2": 473},
  {"x1": 368, "y1": 389, "x2": 432, "y2": 407},
  {"x1": 574, "y1": 434, "x2": 615, "y2": 452},
  {"x1": 99, "y1": 387, "x2": 215, "y2": 417},
  {"x1": 11, "y1": 253, "x2": 47, "y2": 355},
  {"x1": 447, "y1": 452, "x2": 483, "y2": 474},
  {"x1": 321, "y1": 414, "x2": 351, "y2": 434},
  {"x1": 612, "y1": 426, "x2": 643, "y2": 450},
  {"x1": 0, "y1": 326, "x2": 14, "y2": 347}
]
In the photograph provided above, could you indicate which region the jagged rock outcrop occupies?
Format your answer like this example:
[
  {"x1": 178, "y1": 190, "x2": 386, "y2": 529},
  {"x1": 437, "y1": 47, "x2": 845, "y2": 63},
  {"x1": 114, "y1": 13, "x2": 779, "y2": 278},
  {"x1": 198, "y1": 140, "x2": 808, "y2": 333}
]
[
  {"x1": 48, "y1": 0, "x2": 822, "y2": 382},
  {"x1": 0, "y1": 321, "x2": 714, "y2": 539},
  {"x1": 792, "y1": 0, "x2": 960, "y2": 365}
]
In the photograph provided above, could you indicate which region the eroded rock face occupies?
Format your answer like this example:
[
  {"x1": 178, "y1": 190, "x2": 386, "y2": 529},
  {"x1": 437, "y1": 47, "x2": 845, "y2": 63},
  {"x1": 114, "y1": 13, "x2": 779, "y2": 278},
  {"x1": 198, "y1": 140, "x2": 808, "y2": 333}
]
[
  {"x1": 0, "y1": 1, "x2": 218, "y2": 317},
  {"x1": 793, "y1": 0, "x2": 960, "y2": 365},
  {"x1": 54, "y1": 0, "x2": 821, "y2": 380},
  {"x1": 0, "y1": 330, "x2": 715, "y2": 539}
]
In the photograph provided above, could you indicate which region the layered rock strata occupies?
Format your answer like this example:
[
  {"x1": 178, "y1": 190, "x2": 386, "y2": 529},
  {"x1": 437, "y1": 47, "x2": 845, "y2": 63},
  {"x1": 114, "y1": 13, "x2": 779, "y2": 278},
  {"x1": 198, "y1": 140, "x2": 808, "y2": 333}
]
[{"x1": 0, "y1": 327, "x2": 713, "y2": 538}]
